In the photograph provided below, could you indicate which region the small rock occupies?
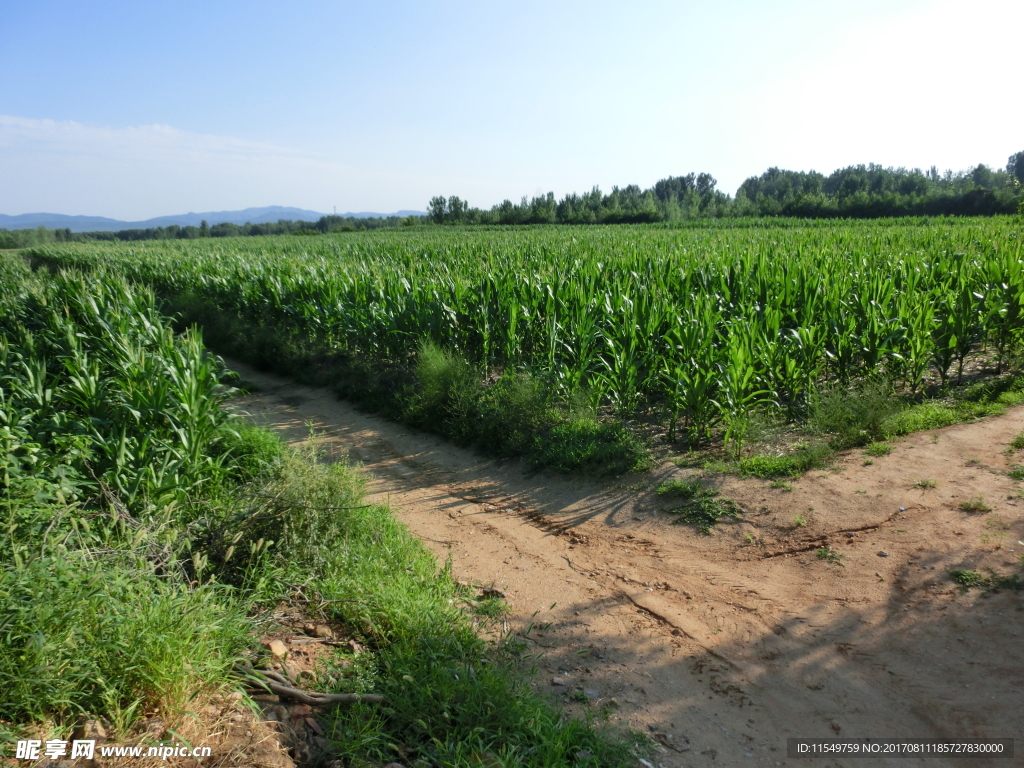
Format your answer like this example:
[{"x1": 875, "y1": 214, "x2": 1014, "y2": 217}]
[
  {"x1": 303, "y1": 623, "x2": 317, "y2": 635},
  {"x1": 265, "y1": 711, "x2": 279, "y2": 722},
  {"x1": 671, "y1": 629, "x2": 683, "y2": 636},
  {"x1": 305, "y1": 717, "x2": 324, "y2": 736},
  {"x1": 313, "y1": 624, "x2": 333, "y2": 638},
  {"x1": 830, "y1": 720, "x2": 841, "y2": 732},
  {"x1": 227, "y1": 691, "x2": 245, "y2": 701},
  {"x1": 145, "y1": 717, "x2": 166, "y2": 738},
  {"x1": 583, "y1": 688, "x2": 599, "y2": 699},
  {"x1": 73, "y1": 719, "x2": 108, "y2": 742},
  {"x1": 267, "y1": 639, "x2": 289, "y2": 658},
  {"x1": 552, "y1": 677, "x2": 567, "y2": 687},
  {"x1": 607, "y1": 697, "x2": 620, "y2": 707},
  {"x1": 575, "y1": 749, "x2": 592, "y2": 760},
  {"x1": 638, "y1": 759, "x2": 655, "y2": 768},
  {"x1": 746, "y1": 752, "x2": 754, "y2": 758},
  {"x1": 290, "y1": 704, "x2": 313, "y2": 719},
  {"x1": 877, "y1": 551, "x2": 889, "y2": 558},
  {"x1": 383, "y1": 764, "x2": 407, "y2": 768}
]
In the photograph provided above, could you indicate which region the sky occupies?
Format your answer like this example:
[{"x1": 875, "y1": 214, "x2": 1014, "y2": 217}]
[{"x1": 1, "y1": 0, "x2": 1020, "y2": 220}]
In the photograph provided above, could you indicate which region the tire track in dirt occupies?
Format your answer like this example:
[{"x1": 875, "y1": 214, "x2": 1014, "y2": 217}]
[{"x1": 228, "y1": 358, "x2": 1024, "y2": 768}]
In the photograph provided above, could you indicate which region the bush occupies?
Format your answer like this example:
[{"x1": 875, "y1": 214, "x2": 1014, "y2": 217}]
[
  {"x1": 530, "y1": 417, "x2": 652, "y2": 476},
  {"x1": 811, "y1": 377, "x2": 903, "y2": 448}
]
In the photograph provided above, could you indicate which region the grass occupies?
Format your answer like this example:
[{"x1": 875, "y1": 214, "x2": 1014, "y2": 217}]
[
  {"x1": 958, "y1": 496, "x2": 992, "y2": 513},
  {"x1": 815, "y1": 546, "x2": 844, "y2": 565},
  {"x1": 950, "y1": 568, "x2": 1023, "y2": 593},
  {"x1": 770, "y1": 479, "x2": 794, "y2": 491},
  {"x1": 914, "y1": 479, "x2": 937, "y2": 489},
  {"x1": 472, "y1": 595, "x2": 511, "y2": 619},
  {"x1": 655, "y1": 479, "x2": 741, "y2": 534},
  {"x1": 738, "y1": 443, "x2": 834, "y2": 478},
  {"x1": 863, "y1": 441, "x2": 895, "y2": 457},
  {"x1": 1011, "y1": 431, "x2": 1024, "y2": 451},
  {"x1": 1008, "y1": 465, "x2": 1024, "y2": 481}
]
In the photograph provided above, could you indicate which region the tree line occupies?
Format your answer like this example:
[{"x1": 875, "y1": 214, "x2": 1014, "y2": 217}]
[
  {"x1": 0, "y1": 214, "x2": 417, "y2": 248},
  {"x1": 428, "y1": 152, "x2": 1024, "y2": 225}
]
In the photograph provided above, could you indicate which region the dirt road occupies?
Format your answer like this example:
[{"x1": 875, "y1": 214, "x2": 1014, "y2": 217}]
[{"x1": 228, "y1": 359, "x2": 1023, "y2": 768}]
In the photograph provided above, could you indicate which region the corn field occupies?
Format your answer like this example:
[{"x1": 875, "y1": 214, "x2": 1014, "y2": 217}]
[{"x1": 29, "y1": 218, "x2": 1024, "y2": 446}]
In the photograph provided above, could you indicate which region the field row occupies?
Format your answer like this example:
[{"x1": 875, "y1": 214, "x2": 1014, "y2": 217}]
[{"x1": 31, "y1": 219, "x2": 1024, "y2": 449}]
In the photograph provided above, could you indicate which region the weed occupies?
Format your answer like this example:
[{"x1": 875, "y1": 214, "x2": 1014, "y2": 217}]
[
  {"x1": 855, "y1": 488, "x2": 867, "y2": 494},
  {"x1": 949, "y1": 569, "x2": 1024, "y2": 593},
  {"x1": 770, "y1": 479, "x2": 794, "y2": 491},
  {"x1": 1009, "y1": 465, "x2": 1024, "y2": 481},
  {"x1": 792, "y1": 515, "x2": 807, "y2": 528},
  {"x1": 950, "y1": 569, "x2": 988, "y2": 590},
  {"x1": 472, "y1": 595, "x2": 510, "y2": 619},
  {"x1": 657, "y1": 478, "x2": 741, "y2": 534},
  {"x1": 811, "y1": 377, "x2": 903, "y2": 449},
  {"x1": 1009, "y1": 431, "x2": 1024, "y2": 451},
  {"x1": 914, "y1": 479, "x2": 937, "y2": 489},
  {"x1": 815, "y1": 546, "x2": 844, "y2": 565},
  {"x1": 863, "y1": 459, "x2": 874, "y2": 466},
  {"x1": 738, "y1": 443, "x2": 833, "y2": 478},
  {"x1": 863, "y1": 442, "x2": 894, "y2": 457},
  {"x1": 958, "y1": 496, "x2": 991, "y2": 513}
]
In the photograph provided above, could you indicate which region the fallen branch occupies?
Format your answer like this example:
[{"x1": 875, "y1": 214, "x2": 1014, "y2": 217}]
[{"x1": 233, "y1": 661, "x2": 383, "y2": 706}]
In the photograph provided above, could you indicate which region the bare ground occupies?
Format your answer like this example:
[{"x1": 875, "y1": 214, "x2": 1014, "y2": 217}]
[{"x1": 227, "y1": 359, "x2": 1024, "y2": 768}]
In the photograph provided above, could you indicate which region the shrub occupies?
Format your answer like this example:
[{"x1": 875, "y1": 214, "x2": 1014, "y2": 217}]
[{"x1": 811, "y1": 377, "x2": 903, "y2": 449}]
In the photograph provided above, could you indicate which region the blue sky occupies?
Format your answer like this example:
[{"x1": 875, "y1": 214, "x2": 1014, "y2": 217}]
[{"x1": 1, "y1": 0, "x2": 1020, "y2": 219}]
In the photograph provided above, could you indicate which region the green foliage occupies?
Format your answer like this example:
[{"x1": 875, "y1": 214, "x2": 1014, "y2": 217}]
[
  {"x1": 738, "y1": 444, "x2": 834, "y2": 478},
  {"x1": 949, "y1": 568, "x2": 1023, "y2": 592},
  {"x1": 0, "y1": 554, "x2": 248, "y2": 723},
  {"x1": 655, "y1": 478, "x2": 740, "y2": 533},
  {"x1": 811, "y1": 378, "x2": 903, "y2": 449},
  {"x1": 531, "y1": 417, "x2": 652, "y2": 476},
  {"x1": 958, "y1": 496, "x2": 991, "y2": 513},
  {"x1": 815, "y1": 546, "x2": 844, "y2": 565}
]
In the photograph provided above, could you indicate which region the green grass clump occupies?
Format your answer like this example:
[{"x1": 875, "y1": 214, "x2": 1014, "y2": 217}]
[
  {"x1": 958, "y1": 496, "x2": 991, "y2": 513},
  {"x1": 811, "y1": 377, "x2": 903, "y2": 449},
  {"x1": 738, "y1": 443, "x2": 833, "y2": 478},
  {"x1": 1008, "y1": 465, "x2": 1024, "y2": 481},
  {"x1": 655, "y1": 478, "x2": 740, "y2": 533},
  {"x1": 1010, "y1": 431, "x2": 1024, "y2": 451},
  {"x1": 531, "y1": 417, "x2": 653, "y2": 476},
  {"x1": 815, "y1": 546, "x2": 844, "y2": 565},
  {"x1": 950, "y1": 569, "x2": 1023, "y2": 593}
]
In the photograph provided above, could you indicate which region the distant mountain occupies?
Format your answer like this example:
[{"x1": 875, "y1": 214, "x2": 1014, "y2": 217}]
[{"x1": 0, "y1": 206, "x2": 425, "y2": 233}]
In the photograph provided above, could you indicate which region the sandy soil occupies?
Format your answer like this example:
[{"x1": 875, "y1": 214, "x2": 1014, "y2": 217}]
[{"x1": 227, "y1": 359, "x2": 1024, "y2": 768}]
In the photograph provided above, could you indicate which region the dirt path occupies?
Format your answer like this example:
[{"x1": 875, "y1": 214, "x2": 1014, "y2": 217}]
[{"x1": 228, "y1": 359, "x2": 1023, "y2": 768}]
